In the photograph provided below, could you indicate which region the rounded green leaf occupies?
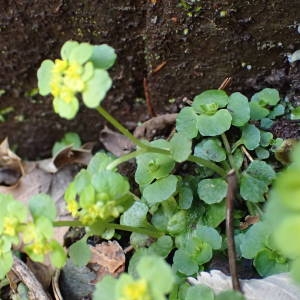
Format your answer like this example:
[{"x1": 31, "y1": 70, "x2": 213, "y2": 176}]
[
  {"x1": 192, "y1": 90, "x2": 229, "y2": 112},
  {"x1": 90, "y1": 44, "x2": 117, "y2": 70},
  {"x1": 291, "y1": 106, "x2": 300, "y2": 120},
  {"x1": 178, "y1": 186, "x2": 193, "y2": 209},
  {"x1": 69, "y1": 237, "x2": 91, "y2": 267},
  {"x1": 29, "y1": 194, "x2": 56, "y2": 221},
  {"x1": 167, "y1": 210, "x2": 187, "y2": 235},
  {"x1": 198, "y1": 178, "x2": 227, "y2": 204},
  {"x1": 0, "y1": 251, "x2": 13, "y2": 279},
  {"x1": 197, "y1": 109, "x2": 232, "y2": 136},
  {"x1": 149, "y1": 236, "x2": 173, "y2": 257},
  {"x1": 50, "y1": 240, "x2": 67, "y2": 268},
  {"x1": 195, "y1": 225, "x2": 222, "y2": 249},
  {"x1": 186, "y1": 285, "x2": 214, "y2": 300},
  {"x1": 37, "y1": 59, "x2": 54, "y2": 95},
  {"x1": 215, "y1": 290, "x2": 245, "y2": 300},
  {"x1": 136, "y1": 256, "x2": 175, "y2": 295},
  {"x1": 255, "y1": 147, "x2": 270, "y2": 159},
  {"x1": 60, "y1": 41, "x2": 79, "y2": 60},
  {"x1": 249, "y1": 101, "x2": 270, "y2": 120},
  {"x1": 82, "y1": 69, "x2": 112, "y2": 108},
  {"x1": 227, "y1": 92, "x2": 250, "y2": 126},
  {"x1": 170, "y1": 132, "x2": 192, "y2": 162},
  {"x1": 254, "y1": 248, "x2": 289, "y2": 277},
  {"x1": 94, "y1": 276, "x2": 117, "y2": 300},
  {"x1": 53, "y1": 97, "x2": 79, "y2": 120},
  {"x1": 143, "y1": 175, "x2": 178, "y2": 206},
  {"x1": 173, "y1": 249, "x2": 199, "y2": 275},
  {"x1": 260, "y1": 131, "x2": 273, "y2": 147},
  {"x1": 251, "y1": 88, "x2": 280, "y2": 106},
  {"x1": 194, "y1": 138, "x2": 226, "y2": 162},
  {"x1": 120, "y1": 201, "x2": 149, "y2": 227},
  {"x1": 69, "y1": 42, "x2": 93, "y2": 64},
  {"x1": 176, "y1": 107, "x2": 199, "y2": 139},
  {"x1": 246, "y1": 160, "x2": 276, "y2": 184},
  {"x1": 241, "y1": 124, "x2": 261, "y2": 150}
]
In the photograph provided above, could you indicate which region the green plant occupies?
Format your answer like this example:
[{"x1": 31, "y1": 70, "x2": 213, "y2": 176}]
[{"x1": 0, "y1": 40, "x2": 298, "y2": 298}]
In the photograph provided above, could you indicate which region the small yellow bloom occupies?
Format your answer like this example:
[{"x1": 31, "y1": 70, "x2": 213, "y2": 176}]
[
  {"x1": 63, "y1": 76, "x2": 85, "y2": 92},
  {"x1": 65, "y1": 62, "x2": 82, "y2": 78},
  {"x1": 59, "y1": 86, "x2": 75, "y2": 103},
  {"x1": 120, "y1": 279, "x2": 150, "y2": 300},
  {"x1": 3, "y1": 217, "x2": 18, "y2": 236},
  {"x1": 52, "y1": 59, "x2": 68, "y2": 74},
  {"x1": 67, "y1": 200, "x2": 79, "y2": 217},
  {"x1": 31, "y1": 241, "x2": 49, "y2": 255}
]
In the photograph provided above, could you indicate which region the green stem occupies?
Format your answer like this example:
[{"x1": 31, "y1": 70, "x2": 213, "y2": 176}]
[
  {"x1": 53, "y1": 220, "x2": 163, "y2": 238},
  {"x1": 97, "y1": 105, "x2": 226, "y2": 177},
  {"x1": 106, "y1": 149, "x2": 146, "y2": 170},
  {"x1": 221, "y1": 133, "x2": 236, "y2": 171},
  {"x1": 188, "y1": 155, "x2": 227, "y2": 177}
]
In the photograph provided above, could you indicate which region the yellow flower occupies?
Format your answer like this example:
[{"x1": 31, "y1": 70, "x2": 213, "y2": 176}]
[
  {"x1": 65, "y1": 62, "x2": 82, "y2": 78},
  {"x1": 59, "y1": 86, "x2": 75, "y2": 103},
  {"x1": 120, "y1": 279, "x2": 150, "y2": 300},
  {"x1": 67, "y1": 200, "x2": 79, "y2": 217},
  {"x1": 52, "y1": 59, "x2": 68, "y2": 74},
  {"x1": 63, "y1": 76, "x2": 85, "y2": 92},
  {"x1": 30, "y1": 240, "x2": 49, "y2": 255},
  {"x1": 3, "y1": 217, "x2": 18, "y2": 236}
]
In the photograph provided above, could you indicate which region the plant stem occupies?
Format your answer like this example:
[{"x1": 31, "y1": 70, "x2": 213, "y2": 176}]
[
  {"x1": 188, "y1": 155, "x2": 227, "y2": 177},
  {"x1": 53, "y1": 220, "x2": 163, "y2": 238},
  {"x1": 106, "y1": 149, "x2": 146, "y2": 170},
  {"x1": 97, "y1": 105, "x2": 227, "y2": 177},
  {"x1": 221, "y1": 133, "x2": 236, "y2": 171}
]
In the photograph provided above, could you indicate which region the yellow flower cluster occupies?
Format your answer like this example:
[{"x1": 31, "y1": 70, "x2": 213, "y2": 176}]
[
  {"x1": 50, "y1": 59, "x2": 85, "y2": 103},
  {"x1": 3, "y1": 217, "x2": 19, "y2": 236},
  {"x1": 120, "y1": 279, "x2": 151, "y2": 300}
]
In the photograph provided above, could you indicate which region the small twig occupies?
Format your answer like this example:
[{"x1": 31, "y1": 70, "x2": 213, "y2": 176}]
[
  {"x1": 241, "y1": 146, "x2": 254, "y2": 162},
  {"x1": 11, "y1": 256, "x2": 50, "y2": 300},
  {"x1": 218, "y1": 77, "x2": 232, "y2": 90},
  {"x1": 143, "y1": 78, "x2": 157, "y2": 117},
  {"x1": 226, "y1": 170, "x2": 242, "y2": 293},
  {"x1": 151, "y1": 61, "x2": 167, "y2": 74},
  {"x1": 123, "y1": 245, "x2": 134, "y2": 254}
]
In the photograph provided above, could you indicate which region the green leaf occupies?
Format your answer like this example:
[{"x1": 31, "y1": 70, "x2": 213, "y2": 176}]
[
  {"x1": 291, "y1": 257, "x2": 300, "y2": 283},
  {"x1": 240, "y1": 222, "x2": 271, "y2": 259},
  {"x1": 203, "y1": 202, "x2": 226, "y2": 228},
  {"x1": 60, "y1": 41, "x2": 79, "y2": 60},
  {"x1": 0, "y1": 250, "x2": 13, "y2": 279},
  {"x1": 35, "y1": 216, "x2": 54, "y2": 239},
  {"x1": 291, "y1": 106, "x2": 300, "y2": 120},
  {"x1": 167, "y1": 210, "x2": 187, "y2": 235},
  {"x1": 53, "y1": 97, "x2": 79, "y2": 120},
  {"x1": 90, "y1": 44, "x2": 117, "y2": 70},
  {"x1": 93, "y1": 276, "x2": 117, "y2": 300},
  {"x1": 173, "y1": 249, "x2": 199, "y2": 275},
  {"x1": 260, "y1": 131, "x2": 273, "y2": 147},
  {"x1": 176, "y1": 107, "x2": 199, "y2": 139},
  {"x1": 274, "y1": 216, "x2": 300, "y2": 258},
  {"x1": 215, "y1": 290, "x2": 245, "y2": 300},
  {"x1": 186, "y1": 285, "x2": 214, "y2": 300},
  {"x1": 136, "y1": 256, "x2": 175, "y2": 295},
  {"x1": 240, "y1": 124, "x2": 261, "y2": 150},
  {"x1": 251, "y1": 88, "x2": 280, "y2": 106},
  {"x1": 178, "y1": 186, "x2": 193, "y2": 209},
  {"x1": 197, "y1": 109, "x2": 232, "y2": 136},
  {"x1": 92, "y1": 170, "x2": 129, "y2": 200},
  {"x1": 149, "y1": 236, "x2": 173, "y2": 257},
  {"x1": 227, "y1": 92, "x2": 250, "y2": 126},
  {"x1": 87, "y1": 152, "x2": 115, "y2": 174},
  {"x1": 232, "y1": 148, "x2": 244, "y2": 170},
  {"x1": 249, "y1": 102, "x2": 269, "y2": 120},
  {"x1": 195, "y1": 225, "x2": 222, "y2": 249},
  {"x1": 50, "y1": 240, "x2": 67, "y2": 268},
  {"x1": 194, "y1": 138, "x2": 226, "y2": 162},
  {"x1": 135, "y1": 140, "x2": 175, "y2": 186},
  {"x1": 198, "y1": 178, "x2": 227, "y2": 204},
  {"x1": 240, "y1": 161, "x2": 275, "y2": 202},
  {"x1": 170, "y1": 133, "x2": 192, "y2": 162},
  {"x1": 143, "y1": 175, "x2": 178, "y2": 206},
  {"x1": 69, "y1": 237, "x2": 91, "y2": 267},
  {"x1": 79, "y1": 184, "x2": 95, "y2": 208},
  {"x1": 260, "y1": 118, "x2": 274, "y2": 129},
  {"x1": 82, "y1": 69, "x2": 112, "y2": 108},
  {"x1": 254, "y1": 248, "x2": 289, "y2": 277},
  {"x1": 120, "y1": 201, "x2": 149, "y2": 227},
  {"x1": 37, "y1": 60, "x2": 54, "y2": 95},
  {"x1": 192, "y1": 90, "x2": 229, "y2": 112},
  {"x1": 29, "y1": 194, "x2": 56, "y2": 221},
  {"x1": 52, "y1": 132, "x2": 82, "y2": 156},
  {"x1": 69, "y1": 42, "x2": 93, "y2": 64},
  {"x1": 255, "y1": 147, "x2": 270, "y2": 159},
  {"x1": 268, "y1": 104, "x2": 285, "y2": 119}
]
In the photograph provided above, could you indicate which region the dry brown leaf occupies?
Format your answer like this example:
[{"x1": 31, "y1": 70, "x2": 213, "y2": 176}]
[
  {"x1": 134, "y1": 113, "x2": 177, "y2": 140},
  {"x1": 240, "y1": 215, "x2": 260, "y2": 230},
  {"x1": 0, "y1": 138, "x2": 24, "y2": 186},
  {"x1": 88, "y1": 241, "x2": 125, "y2": 282},
  {"x1": 100, "y1": 126, "x2": 134, "y2": 156}
]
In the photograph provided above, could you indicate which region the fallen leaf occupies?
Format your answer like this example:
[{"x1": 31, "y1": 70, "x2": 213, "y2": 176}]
[
  {"x1": 88, "y1": 240, "x2": 125, "y2": 282},
  {"x1": 188, "y1": 270, "x2": 300, "y2": 300}
]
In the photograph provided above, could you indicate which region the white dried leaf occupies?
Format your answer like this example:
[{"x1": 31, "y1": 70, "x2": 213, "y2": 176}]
[{"x1": 188, "y1": 270, "x2": 300, "y2": 300}]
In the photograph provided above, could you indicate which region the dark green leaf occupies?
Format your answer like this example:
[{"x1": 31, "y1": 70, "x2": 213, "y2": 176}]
[
  {"x1": 194, "y1": 138, "x2": 226, "y2": 162},
  {"x1": 198, "y1": 178, "x2": 227, "y2": 204},
  {"x1": 227, "y1": 92, "x2": 250, "y2": 126}
]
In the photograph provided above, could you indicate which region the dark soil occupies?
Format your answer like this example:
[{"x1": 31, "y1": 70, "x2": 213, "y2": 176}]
[{"x1": 0, "y1": 0, "x2": 299, "y2": 159}]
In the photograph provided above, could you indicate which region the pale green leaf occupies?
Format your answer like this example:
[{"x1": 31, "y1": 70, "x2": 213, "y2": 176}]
[
  {"x1": 198, "y1": 178, "x2": 227, "y2": 204},
  {"x1": 37, "y1": 60, "x2": 54, "y2": 95},
  {"x1": 90, "y1": 44, "x2": 117, "y2": 69}
]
